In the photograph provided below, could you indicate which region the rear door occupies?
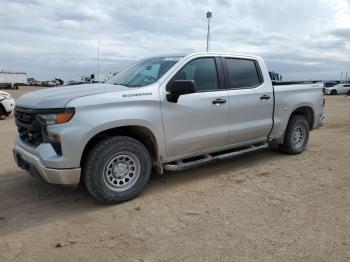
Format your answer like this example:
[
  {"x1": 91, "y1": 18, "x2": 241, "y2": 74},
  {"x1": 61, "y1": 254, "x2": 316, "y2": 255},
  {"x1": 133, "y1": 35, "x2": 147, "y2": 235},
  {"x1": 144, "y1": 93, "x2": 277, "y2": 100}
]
[
  {"x1": 161, "y1": 57, "x2": 229, "y2": 159},
  {"x1": 222, "y1": 57, "x2": 274, "y2": 144}
]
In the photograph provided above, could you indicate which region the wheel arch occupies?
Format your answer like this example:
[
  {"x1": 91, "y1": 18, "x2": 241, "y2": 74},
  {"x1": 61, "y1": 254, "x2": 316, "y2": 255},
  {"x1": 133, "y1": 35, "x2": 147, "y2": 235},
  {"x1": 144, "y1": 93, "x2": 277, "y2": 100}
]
[
  {"x1": 330, "y1": 89, "x2": 337, "y2": 95},
  {"x1": 80, "y1": 125, "x2": 162, "y2": 174},
  {"x1": 289, "y1": 106, "x2": 315, "y2": 130},
  {"x1": 272, "y1": 104, "x2": 315, "y2": 145}
]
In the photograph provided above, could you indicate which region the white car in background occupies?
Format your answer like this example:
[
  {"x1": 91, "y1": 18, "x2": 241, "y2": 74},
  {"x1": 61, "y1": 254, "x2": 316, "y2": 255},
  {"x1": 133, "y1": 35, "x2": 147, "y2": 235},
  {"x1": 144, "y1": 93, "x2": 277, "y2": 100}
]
[
  {"x1": 324, "y1": 83, "x2": 350, "y2": 95},
  {"x1": 0, "y1": 91, "x2": 15, "y2": 118}
]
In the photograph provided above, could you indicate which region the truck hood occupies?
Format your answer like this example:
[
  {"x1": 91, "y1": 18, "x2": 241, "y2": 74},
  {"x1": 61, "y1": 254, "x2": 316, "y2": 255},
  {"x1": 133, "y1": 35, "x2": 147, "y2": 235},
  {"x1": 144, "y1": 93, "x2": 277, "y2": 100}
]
[{"x1": 15, "y1": 83, "x2": 129, "y2": 109}]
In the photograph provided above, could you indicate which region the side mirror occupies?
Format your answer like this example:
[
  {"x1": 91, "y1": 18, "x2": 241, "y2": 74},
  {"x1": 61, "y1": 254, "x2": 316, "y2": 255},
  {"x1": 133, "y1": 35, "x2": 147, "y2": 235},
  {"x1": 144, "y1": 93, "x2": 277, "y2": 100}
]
[{"x1": 166, "y1": 80, "x2": 196, "y2": 103}]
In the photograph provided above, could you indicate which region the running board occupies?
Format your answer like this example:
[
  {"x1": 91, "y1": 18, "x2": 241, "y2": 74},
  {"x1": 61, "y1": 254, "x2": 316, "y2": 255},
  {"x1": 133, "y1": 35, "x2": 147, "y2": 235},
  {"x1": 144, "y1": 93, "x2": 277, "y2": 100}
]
[{"x1": 163, "y1": 142, "x2": 269, "y2": 171}]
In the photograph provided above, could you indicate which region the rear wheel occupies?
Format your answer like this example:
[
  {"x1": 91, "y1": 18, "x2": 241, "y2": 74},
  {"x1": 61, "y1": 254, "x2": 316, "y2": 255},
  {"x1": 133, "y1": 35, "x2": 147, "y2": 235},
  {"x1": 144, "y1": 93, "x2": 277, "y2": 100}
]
[
  {"x1": 83, "y1": 136, "x2": 151, "y2": 204},
  {"x1": 330, "y1": 89, "x2": 337, "y2": 95},
  {"x1": 281, "y1": 115, "x2": 309, "y2": 155}
]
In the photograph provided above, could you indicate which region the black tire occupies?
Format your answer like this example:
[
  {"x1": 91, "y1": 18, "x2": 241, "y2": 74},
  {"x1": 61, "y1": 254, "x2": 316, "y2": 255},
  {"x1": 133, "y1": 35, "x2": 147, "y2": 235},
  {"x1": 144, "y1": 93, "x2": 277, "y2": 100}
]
[
  {"x1": 83, "y1": 136, "x2": 151, "y2": 204},
  {"x1": 330, "y1": 89, "x2": 337, "y2": 95},
  {"x1": 0, "y1": 105, "x2": 4, "y2": 119},
  {"x1": 281, "y1": 115, "x2": 309, "y2": 155}
]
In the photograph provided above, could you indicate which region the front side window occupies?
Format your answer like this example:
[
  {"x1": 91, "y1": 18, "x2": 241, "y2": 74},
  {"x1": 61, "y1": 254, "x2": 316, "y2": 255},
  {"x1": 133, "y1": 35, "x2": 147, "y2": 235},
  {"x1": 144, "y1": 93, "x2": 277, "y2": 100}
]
[
  {"x1": 226, "y1": 58, "x2": 262, "y2": 89},
  {"x1": 174, "y1": 58, "x2": 219, "y2": 92},
  {"x1": 107, "y1": 56, "x2": 182, "y2": 87}
]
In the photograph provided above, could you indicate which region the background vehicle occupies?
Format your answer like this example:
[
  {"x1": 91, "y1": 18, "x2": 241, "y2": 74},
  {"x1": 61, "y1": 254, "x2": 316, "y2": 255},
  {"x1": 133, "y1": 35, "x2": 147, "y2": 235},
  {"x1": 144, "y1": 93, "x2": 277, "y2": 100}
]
[
  {"x1": 324, "y1": 81, "x2": 338, "y2": 88},
  {"x1": 90, "y1": 73, "x2": 116, "y2": 83},
  {"x1": 13, "y1": 52, "x2": 324, "y2": 204},
  {"x1": 0, "y1": 91, "x2": 15, "y2": 118},
  {"x1": 324, "y1": 83, "x2": 350, "y2": 95},
  {"x1": 0, "y1": 71, "x2": 27, "y2": 89},
  {"x1": 43, "y1": 79, "x2": 64, "y2": 87},
  {"x1": 27, "y1": 78, "x2": 36, "y2": 86}
]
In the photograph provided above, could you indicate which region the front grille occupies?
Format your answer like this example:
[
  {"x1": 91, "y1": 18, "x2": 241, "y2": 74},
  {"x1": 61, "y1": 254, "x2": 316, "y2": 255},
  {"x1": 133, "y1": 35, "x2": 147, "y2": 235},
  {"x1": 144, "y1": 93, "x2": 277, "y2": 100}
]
[{"x1": 14, "y1": 107, "x2": 43, "y2": 147}]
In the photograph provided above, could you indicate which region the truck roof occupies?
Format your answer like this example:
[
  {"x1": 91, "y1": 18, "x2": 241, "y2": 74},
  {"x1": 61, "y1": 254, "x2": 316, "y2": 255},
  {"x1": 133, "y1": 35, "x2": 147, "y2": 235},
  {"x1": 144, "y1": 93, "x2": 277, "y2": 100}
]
[
  {"x1": 150, "y1": 52, "x2": 262, "y2": 63},
  {"x1": 154, "y1": 52, "x2": 262, "y2": 60},
  {"x1": 185, "y1": 52, "x2": 262, "y2": 60}
]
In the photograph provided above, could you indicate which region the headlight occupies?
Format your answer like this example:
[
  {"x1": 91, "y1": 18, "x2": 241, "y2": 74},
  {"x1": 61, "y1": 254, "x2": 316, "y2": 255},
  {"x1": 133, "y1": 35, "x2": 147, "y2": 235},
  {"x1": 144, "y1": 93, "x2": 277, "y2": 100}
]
[{"x1": 37, "y1": 108, "x2": 75, "y2": 125}]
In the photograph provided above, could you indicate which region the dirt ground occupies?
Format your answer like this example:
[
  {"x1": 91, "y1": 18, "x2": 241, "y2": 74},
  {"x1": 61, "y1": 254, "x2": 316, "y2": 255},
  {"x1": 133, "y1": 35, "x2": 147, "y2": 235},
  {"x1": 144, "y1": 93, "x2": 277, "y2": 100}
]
[{"x1": 0, "y1": 87, "x2": 349, "y2": 262}]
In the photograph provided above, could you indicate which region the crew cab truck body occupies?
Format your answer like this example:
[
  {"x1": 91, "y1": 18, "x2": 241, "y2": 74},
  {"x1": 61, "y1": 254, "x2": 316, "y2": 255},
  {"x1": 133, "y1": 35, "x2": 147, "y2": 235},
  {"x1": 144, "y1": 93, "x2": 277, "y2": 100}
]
[{"x1": 13, "y1": 52, "x2": 324, "y2": 203}]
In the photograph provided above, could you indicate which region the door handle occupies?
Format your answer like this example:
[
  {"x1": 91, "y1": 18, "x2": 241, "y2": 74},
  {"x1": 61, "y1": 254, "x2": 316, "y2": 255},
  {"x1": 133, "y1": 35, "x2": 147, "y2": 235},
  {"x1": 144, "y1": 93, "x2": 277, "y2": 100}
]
[
  {"x1": 260, "y1": 95, "x2": 271, "y2": 100},
  {"x1": 212, "y1": 98, "x2": 227, "y2": 105}
]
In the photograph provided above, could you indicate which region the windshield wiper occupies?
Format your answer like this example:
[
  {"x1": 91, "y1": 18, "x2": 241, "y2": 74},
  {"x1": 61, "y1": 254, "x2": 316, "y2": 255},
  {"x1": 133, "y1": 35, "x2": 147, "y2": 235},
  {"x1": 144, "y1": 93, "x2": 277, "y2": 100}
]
[
  {"x1": 113, "y1": 83, "x2": 140, "y2": 88},
  {"x1": 125, "y1": 84, "x2": 141, "y2": 87}
]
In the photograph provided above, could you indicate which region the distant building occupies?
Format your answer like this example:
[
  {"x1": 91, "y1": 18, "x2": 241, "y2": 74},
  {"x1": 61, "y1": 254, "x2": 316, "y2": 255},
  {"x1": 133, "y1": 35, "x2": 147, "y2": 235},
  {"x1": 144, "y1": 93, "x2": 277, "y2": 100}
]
[{"x1": 0, "y1": 71, "x2": 27, "y2": 89}]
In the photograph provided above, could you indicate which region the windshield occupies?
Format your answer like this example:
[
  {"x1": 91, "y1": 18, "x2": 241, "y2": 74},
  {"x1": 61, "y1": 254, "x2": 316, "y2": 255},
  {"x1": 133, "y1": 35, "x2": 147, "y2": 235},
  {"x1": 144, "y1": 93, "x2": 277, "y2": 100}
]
[{"x1": 106, "y1": 56, "x2": 183, "y2": 87}]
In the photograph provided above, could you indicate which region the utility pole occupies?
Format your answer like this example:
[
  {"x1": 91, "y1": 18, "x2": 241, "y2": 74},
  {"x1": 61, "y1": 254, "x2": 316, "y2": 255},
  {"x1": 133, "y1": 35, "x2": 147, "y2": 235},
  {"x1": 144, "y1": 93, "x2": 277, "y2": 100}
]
[
  {"x1": 206, "y1": 11, "x2": 212, "y2": 52},
  {"x1": 340, "y1": 72, "x2": 343, "y2": 82},
  {"x1": 346, "y1": 72, "x2": 348, "y2": 81},
  {"x1": 97, "y1": 39, "x2": 100, "y2": 83}
]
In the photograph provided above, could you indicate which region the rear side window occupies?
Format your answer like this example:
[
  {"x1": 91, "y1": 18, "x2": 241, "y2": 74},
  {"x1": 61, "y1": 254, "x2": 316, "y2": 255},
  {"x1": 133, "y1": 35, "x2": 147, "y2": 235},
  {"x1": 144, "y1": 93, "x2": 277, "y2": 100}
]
[
  {"x1": 344, "y1": 85, "x2": 350, "y2": 87},
  {"x1": 174, "y1": 58, "x2": 219, "y2": 92},
  {"x1": 225, "y1": 58, "x2": 262, "y2": 89}
]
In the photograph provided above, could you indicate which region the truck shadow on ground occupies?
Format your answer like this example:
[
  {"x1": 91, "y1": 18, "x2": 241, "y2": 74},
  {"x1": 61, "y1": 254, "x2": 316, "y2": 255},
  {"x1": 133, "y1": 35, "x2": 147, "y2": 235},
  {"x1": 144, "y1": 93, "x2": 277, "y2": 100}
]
[{"x1": 0, "y1": 148, "x2": 286, "y2": 236}]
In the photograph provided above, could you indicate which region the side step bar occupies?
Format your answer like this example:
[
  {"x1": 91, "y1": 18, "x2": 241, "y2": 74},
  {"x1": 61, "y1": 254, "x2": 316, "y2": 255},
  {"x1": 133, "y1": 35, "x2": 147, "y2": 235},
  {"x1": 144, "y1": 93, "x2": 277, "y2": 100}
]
[{"x1": 163, "y1": 142, "x2": 269, "y2": 171}]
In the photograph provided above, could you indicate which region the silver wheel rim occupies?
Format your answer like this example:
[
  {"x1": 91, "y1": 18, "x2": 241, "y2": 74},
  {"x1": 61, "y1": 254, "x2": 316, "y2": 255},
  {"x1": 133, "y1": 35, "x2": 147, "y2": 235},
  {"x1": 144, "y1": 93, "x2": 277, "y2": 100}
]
[
  {"x1": 103, "y1": 152, "x2": 141, "y2": 192},
  {"x1": 292, "y1": 125, "x2": 305, "y2": 148}
]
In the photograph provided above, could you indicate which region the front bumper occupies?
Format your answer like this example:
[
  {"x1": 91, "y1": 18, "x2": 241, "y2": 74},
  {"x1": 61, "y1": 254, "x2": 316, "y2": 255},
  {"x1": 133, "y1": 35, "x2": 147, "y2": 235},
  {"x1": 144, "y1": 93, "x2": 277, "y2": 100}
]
[{"x1": 13, "y1": 145, "x2": 81, "y2": 185}]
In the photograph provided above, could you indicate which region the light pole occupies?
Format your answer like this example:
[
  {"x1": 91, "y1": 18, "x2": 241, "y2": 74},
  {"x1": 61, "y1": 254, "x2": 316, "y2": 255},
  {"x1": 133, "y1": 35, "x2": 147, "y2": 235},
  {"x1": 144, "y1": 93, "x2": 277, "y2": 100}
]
[
  {"x1": 97, "y1": 39, "x2": 100, "y2": 83},
  {"x1": 206, "y1": 11, "x2": 212, "y2": 52},
  {"x1": 340, "y1": 72, "x2": 343, "y2": 82}
]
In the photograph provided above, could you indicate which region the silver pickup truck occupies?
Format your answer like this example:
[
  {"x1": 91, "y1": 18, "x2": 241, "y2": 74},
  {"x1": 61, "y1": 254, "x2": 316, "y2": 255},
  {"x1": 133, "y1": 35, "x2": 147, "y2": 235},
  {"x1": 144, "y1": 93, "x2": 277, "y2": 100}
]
[{"x1": 13, "y1": 52, "x2": 324, "y2": 203}]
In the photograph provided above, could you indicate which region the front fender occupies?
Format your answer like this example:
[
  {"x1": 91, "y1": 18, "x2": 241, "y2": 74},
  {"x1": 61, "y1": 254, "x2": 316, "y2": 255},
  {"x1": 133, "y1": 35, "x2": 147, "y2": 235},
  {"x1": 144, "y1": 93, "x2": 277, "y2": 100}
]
[{"x1": 47, "y1": 87, "x2": 165, "y2": 169}]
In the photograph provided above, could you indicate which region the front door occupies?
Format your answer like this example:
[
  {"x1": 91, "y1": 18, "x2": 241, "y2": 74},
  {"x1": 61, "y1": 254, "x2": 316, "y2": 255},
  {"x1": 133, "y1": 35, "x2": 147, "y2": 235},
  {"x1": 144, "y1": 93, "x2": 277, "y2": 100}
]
[{"x1": 161, "y1": 57, "x2": 229, "y2": 159}]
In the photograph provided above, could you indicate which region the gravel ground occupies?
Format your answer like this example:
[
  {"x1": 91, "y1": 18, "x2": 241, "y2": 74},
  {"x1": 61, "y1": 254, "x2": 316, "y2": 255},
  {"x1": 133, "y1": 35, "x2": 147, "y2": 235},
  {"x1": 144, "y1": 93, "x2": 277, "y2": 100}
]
[{"x1": 0, "y1": 87, "x2": 349, "y2": 262}]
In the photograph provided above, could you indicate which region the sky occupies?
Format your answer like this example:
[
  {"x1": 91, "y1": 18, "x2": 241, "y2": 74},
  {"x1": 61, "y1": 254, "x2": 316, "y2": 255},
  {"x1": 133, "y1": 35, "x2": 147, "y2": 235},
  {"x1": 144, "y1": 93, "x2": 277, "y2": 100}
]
[{"x1": 0, "y1": 0, "x2": 350, "y2": 81}]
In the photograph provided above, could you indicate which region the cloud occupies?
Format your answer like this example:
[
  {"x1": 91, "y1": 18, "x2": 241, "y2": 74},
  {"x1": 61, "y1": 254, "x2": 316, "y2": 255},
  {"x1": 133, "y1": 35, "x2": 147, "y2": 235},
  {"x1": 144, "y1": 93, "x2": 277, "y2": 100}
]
[
  {"x1": 330, "y1": 28, "x2": 350, "y2": 39},
  {"x1": 0, "y1": 0, "x2": 349, "y2": 80}
]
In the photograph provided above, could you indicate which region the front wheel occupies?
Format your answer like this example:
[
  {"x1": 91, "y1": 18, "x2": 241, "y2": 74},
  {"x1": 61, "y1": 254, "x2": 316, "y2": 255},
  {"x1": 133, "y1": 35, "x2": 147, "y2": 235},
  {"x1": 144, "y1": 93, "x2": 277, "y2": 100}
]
[
  {"x1": 281, "y1": 115, "x2": 310, "y2": 155},
  {"x1": 83, "y1": 136, "x2": 152, "y2": 204},
  {"x1": 330, "y1": 89, "x2": 337, "y2": 95},
  {"x1": 0, "y1": 105, "x2": 5, "y2": 119}
]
